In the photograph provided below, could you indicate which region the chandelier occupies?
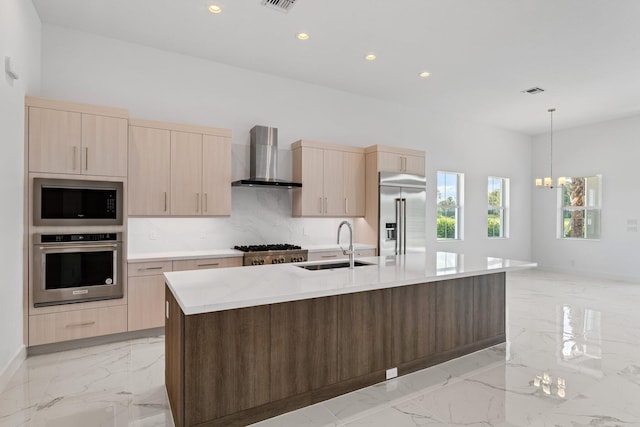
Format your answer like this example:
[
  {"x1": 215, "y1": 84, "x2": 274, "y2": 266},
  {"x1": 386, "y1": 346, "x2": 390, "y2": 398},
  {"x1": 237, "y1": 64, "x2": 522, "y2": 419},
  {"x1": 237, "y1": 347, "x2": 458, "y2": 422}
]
[{"x1": 535, "y1": 108, "x2": 565, "y2": 188}]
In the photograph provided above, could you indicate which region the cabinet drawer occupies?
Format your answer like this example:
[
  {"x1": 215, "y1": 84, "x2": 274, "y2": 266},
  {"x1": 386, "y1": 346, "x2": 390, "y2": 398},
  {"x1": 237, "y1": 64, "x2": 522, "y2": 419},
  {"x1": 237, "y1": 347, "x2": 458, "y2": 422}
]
[
  {"x1": 307, "y1": 251, "x2": 346, "y2": 262},
  {"x1": 128, "y1": 261, "x2": 173, "y2": 277},
  {"x1": 29, "y1": 305, "x2": 127, "y2": 346},
  {"x1": 172, "y1": 256, "x2": 242, "y2": 271},
  {"x1": 355, "y1": 249, "x2": 376, "y2": 257}
]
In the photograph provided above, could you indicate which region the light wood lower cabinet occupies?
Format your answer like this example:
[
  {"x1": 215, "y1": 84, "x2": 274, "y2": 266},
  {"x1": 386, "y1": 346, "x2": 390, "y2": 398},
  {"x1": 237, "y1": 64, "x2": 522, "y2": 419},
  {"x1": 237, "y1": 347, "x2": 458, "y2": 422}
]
[
  {"x1": 128, "y1": 257, "x2": 241, "y2": 331},
  {"x1": 29, "y1": 305, "x2": 127, "y2": 346}
]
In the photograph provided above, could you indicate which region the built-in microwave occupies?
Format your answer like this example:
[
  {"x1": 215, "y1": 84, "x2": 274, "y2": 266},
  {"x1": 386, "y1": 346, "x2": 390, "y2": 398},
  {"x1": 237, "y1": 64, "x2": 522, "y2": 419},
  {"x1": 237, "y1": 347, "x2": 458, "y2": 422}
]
[{"x1": 33, "y1": 178, "x2": 123, "y2": 226}]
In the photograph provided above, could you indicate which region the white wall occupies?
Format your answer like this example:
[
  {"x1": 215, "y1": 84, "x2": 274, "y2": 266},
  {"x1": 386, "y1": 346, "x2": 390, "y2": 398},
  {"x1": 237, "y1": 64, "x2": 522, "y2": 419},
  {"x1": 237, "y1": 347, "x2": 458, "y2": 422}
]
[
  {"x1": 532, "y1": 114, "x2": 640, "y2": 280},
  {"x1": 40, "y1": 24, "x2": 532, "y2": 260},
  {"x1": 0, "y1": 0, "x2": 40, "y2": 383}
]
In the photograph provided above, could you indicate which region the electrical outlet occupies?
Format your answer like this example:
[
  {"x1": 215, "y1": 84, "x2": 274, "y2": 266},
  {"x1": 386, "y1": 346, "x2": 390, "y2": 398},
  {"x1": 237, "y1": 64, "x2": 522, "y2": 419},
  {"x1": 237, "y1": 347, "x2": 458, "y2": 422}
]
[
  {"x1": 386, "y1": 367, "x2": 398, "y2": 380},
  {"x1": 199, "y1": 231, "x2": 206, "y2": 239},
  {"x1": 149, "y1": 230, "x2": 158, "y2": 240}
]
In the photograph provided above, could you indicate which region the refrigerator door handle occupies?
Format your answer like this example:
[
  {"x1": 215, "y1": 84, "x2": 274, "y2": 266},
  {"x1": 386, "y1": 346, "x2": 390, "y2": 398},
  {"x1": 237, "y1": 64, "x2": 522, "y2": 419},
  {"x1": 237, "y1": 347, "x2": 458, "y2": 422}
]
[
  {"x1": 402, "y1": 198, "x2": 407, "y2": 255},
  {"x1": 395, "y1": 198, "x2": 401, "y2": 255}
]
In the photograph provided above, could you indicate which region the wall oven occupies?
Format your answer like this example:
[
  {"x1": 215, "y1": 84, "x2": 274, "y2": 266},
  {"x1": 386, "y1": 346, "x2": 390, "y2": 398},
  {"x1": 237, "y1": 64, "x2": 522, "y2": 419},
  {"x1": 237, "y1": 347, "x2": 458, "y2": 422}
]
[
  {"x1": 33, "y1": 233, "x2": 123, "y2": 307},
  {"x1": 33, "y1": 178, "x2": 123, "y2": 226}
]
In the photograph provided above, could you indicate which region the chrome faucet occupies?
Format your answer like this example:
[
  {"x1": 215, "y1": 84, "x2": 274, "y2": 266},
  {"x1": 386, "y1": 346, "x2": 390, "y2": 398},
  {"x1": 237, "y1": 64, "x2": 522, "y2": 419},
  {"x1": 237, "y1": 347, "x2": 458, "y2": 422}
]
[{"x1": 337, "y1": 220, "x2": 355, "y2": 269}]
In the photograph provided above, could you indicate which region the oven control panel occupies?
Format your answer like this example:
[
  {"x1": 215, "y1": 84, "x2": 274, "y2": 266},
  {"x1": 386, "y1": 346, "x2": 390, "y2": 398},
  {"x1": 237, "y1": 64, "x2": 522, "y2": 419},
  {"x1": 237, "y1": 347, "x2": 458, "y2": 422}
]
[{"x1": 39, "y1": 233, "x2": 120, "y2": 243}]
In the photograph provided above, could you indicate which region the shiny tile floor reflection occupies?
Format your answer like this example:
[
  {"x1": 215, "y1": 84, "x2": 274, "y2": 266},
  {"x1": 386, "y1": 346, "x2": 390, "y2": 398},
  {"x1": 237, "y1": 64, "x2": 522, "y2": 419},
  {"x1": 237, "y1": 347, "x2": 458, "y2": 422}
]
[{"x1": 3, "y1": 270, "x2": 640, "y2": 426}]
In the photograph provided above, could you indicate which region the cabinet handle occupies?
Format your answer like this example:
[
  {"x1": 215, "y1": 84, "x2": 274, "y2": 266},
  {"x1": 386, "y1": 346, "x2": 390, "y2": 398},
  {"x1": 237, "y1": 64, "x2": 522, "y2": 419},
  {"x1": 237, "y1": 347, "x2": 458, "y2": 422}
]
[
  {"x1": 324, "y1": 197, "x2": 328, "y2": 214},
  {"x1": 164, "y1": 192, "x2": 168, "y2": 212},
  {"x1": 196, "y1": 193, "x2": 200, "y2": 213},
  {"x1": 345, "y1": 198, "x2": 348, "y2": 214},
  {"x1": 166, "y1": 301, "x2": 169, "y2": 320},
  {"x1": 204, "y1": 193, "x2": 208, "y2": 213},
  {"x1": 141, "y1": 266, "x2": 163, "y2": 270},
  {"x1": 73, "y1": 146, "x2": 78, "y2": 170},
  {"x1": 84, "y1": 147, "x2": 89, "y2": 171},
  {"x1": 197, "y1": 262, "x2": 219, "y2": 267},
  {"x1": 322, "y1": 254, "x2": 337, "y2": 258},
  {"x1": 318, "y1": 197, "x2": 323, "y2": 214},
  {"x1": 65, "y1": 321, "x2": 96, "y2": 328}
]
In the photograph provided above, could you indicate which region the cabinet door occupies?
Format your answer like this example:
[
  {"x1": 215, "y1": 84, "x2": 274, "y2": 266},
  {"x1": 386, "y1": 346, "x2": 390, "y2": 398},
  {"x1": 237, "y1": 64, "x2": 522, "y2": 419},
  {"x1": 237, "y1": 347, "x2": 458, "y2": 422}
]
[
  {"x1": 81, "y1": 114, "x2": 128, "y2": 177},
  {"x1": 202, "y1": 135, "x2": 231, "y2": 216},
  {"x1": 323, "y1": 149, "x2": 344, "y2": 216},
  {"x1": 270, "y1": 297, "x2": 338, "y2": 400},
  {"x1": 377, "y1": 151, "x2": 402, "y2": 173},
  {"x1": 391, "y1": 283, "x2": 436, "y2": 366},
  {"x1": 435, "y1": 278, "x2": 475, "y2": 353},
  {"x1": 300, "y1": 147, "x2": 325, "y2": 215},
  {"x1": 337, "y1": 289, "x2": 388, "y2": 380},
  {"x1": 343, "y1": 151, "x2": 365, "y2": 216},
  {"x1": 128, "y1": 275, "x2": 166, "y2": 331},
  {"x1": 404, "y1": 154, "x2": 425, "y2": 175},
  {"x1": 28, "y1": 107, "x2": 81, "y2": 174},
  {"x1": 473, "y1": 273, "x2": 505, "y2": 341},
  {"x1": 128, "y1": 126, "x2": 171, "y2": 215},
  {"x1": 171, "y1": 131, "x2": 203, "y2": 215}
]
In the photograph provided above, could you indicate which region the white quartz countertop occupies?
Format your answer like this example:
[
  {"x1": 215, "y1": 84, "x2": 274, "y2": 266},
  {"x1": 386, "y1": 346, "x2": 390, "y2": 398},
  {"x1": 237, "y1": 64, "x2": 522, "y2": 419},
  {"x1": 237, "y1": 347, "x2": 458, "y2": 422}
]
[
  {"x1": 165, "y1": 252, "x2": 537, "y2": 315},
  {"x1": 128, "y1": 249, "x2": 243, "y2": 263}
]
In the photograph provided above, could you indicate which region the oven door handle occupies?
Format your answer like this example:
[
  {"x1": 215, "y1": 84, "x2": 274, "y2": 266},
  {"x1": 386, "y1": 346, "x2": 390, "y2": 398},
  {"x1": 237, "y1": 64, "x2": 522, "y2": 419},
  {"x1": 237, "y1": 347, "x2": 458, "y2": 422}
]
[{"x1": 38, "y1": 244, "x2": 119, "y2": 251}]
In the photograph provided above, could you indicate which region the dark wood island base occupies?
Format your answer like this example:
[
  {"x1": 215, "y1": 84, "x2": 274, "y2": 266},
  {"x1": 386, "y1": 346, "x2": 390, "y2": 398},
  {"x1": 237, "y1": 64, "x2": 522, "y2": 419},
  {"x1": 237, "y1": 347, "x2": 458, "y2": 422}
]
[{"x1": 165, "y1": 272, "x2": 506, "y2": 427}]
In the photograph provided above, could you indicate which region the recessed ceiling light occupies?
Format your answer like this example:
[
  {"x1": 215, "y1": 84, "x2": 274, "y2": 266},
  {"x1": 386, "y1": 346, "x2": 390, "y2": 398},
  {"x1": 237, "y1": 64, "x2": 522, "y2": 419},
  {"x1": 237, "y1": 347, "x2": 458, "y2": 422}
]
[
  {"x1": 419, "y1": 71, "x2": 430, "y2": 78},
  {"x1": 365, "y1": 53, "x2": 377, "y2": 61},
  {"x1": 208, "y1": 4, "x2": 222, "y2": 14},
  {"x1": 296, "y1": 32, "x2": 310, "y2": 41}
]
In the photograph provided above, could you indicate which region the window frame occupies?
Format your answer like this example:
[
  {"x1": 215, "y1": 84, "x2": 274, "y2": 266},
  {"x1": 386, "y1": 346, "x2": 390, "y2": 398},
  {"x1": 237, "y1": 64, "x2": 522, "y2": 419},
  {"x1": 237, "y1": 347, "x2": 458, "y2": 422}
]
[
  {"x1": 436, "y1": 171, "x2": 464, "y2": 240},
  {"x1": 488, "y1": 176, "x2": 509, "y2": 239},
  {"x1": 557, "y1": 175, "x2": 602, "y2": 240}
]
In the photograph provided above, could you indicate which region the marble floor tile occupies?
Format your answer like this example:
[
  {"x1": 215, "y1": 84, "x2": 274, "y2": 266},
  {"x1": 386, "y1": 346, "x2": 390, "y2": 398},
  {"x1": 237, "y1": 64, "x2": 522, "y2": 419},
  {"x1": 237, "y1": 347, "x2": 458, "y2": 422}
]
[{"x1": 2, "y1": 270, "x2": 640, "y2": 426}]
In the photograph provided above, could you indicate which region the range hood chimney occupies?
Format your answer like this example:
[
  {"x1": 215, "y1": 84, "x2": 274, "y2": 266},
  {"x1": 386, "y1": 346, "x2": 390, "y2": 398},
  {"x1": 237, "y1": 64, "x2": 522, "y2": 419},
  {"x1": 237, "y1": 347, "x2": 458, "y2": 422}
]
[{"x1": 232, "y1": 125, "x2": 302, "y2": 188}]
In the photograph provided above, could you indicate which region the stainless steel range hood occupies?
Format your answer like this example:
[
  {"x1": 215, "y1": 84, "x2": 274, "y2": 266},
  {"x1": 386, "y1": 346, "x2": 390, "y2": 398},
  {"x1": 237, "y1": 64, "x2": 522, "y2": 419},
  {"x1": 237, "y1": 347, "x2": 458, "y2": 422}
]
[{"x1": 232, "y1": 125, "x2": 302, "y2": 188}]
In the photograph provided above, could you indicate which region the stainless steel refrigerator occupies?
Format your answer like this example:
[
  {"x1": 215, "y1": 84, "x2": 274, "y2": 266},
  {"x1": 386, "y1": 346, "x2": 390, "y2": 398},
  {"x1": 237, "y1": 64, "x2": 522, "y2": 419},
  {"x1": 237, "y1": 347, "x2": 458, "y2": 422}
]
[{"x1": 379, "y1": 172, "x2": 426, "y2": 256}]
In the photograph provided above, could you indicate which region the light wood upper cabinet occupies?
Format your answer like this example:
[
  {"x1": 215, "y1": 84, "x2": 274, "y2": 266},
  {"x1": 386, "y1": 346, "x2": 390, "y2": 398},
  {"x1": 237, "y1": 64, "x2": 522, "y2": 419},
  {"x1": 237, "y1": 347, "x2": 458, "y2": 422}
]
[
  {"x1": 377, "y1": 148, "x2": 425, "y2": 175},
  {"x1": 28, "y1": 107, "x2": 82, "y2": 174},
  {"x1": 343, "y1": 151, "x2": 365, "y2": 216},
  {"x1": 323, "y1": 149, "x2": 344, "y2": 216},
  {"x1": 27, "y1": 98, "x2": 129, "y2": 177},
  {"x1": 203, "y1": 135, "x2": 231, "y2": 216},
  {"x1": 171, "y1": 131, "x2": 203, "y2": 216},
  {"x1": 128, "y1": 119, "x2": 232, "y2": 217},
  {"x1": 128, "y1": 126, "x2": 171, "y2": 216},
  {"x1": 81, "y1": 114, "x2": 128, "y2": 177},
  {"x1": 292, "y1": 140, "x2": 365, "y2": 217}
]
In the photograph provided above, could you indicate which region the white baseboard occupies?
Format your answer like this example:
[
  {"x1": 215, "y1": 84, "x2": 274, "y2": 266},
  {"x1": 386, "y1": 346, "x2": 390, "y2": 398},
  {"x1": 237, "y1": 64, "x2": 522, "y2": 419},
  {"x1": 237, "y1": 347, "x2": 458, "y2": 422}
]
[{"x1": 0, "y1": 346, "x2": 27, "y2": 394}]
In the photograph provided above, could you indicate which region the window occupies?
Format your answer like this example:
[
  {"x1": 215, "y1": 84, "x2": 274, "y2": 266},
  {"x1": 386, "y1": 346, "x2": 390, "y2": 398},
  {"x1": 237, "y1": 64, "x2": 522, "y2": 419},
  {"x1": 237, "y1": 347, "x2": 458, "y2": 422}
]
[
  {"x1": 559, "y1": 175, "x2": 601, "y2": 239},
  {"x1": 488, "y1": 177, "x2": 509, "y2": 238},
  {"x1": 437, "y1": 172, "x2": 463, "y2": 239}
]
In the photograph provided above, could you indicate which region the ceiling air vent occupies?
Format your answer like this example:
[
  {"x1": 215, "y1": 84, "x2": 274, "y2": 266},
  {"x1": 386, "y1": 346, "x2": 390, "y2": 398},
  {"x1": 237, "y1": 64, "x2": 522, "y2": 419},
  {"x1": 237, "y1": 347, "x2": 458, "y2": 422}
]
[
  {"x1": 522, "y1": 87, "x2": 545, "y2": 95},
  {"x1": 261, "y1": 0, "x2": 297, "y2": 12}
]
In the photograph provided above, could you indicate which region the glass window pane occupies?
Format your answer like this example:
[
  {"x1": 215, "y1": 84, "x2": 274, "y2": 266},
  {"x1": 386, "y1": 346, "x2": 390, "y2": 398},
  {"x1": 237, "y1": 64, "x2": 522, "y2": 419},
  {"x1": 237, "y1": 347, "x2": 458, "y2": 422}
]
[
  {"x1": 437, "y1": 207, "x2": 457, "y2": 239},
  {"x1": 585, "y1": 209, "x2": 601, "y2": 239},
  {"x1": 564, "y1": 177, "x2": 585, "y2": 207},
  {"x1": 585, "y1": 176, "x2": 601, "y2": 208},
  {"x1": 488, "y1": 208, "x2": 503, "y2": 238},
  {"x1": 437, "y1": 173, "x2": 458, "y2": 205}
]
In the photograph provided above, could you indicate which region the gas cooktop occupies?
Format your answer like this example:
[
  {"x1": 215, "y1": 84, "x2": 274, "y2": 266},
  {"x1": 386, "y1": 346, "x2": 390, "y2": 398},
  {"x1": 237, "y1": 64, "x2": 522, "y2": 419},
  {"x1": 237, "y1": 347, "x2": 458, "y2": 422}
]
[{"x1": 234, "y1": 244, "x2": 302, "y2": 252}]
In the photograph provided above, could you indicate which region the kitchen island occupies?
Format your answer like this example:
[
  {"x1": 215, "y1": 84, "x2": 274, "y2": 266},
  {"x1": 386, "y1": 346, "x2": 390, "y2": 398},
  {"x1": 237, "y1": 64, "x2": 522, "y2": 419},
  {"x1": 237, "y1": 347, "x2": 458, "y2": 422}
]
[{"x1": 164, "y1": 252, "x2": 536, "y2": 427}]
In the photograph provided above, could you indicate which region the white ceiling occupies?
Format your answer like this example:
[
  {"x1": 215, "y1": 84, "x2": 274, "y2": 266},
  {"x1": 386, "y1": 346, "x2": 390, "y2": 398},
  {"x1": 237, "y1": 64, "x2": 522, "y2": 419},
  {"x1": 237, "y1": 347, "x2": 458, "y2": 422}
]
[{"x1": 32, "y1": 0, "x2": 640, "y2": 135}]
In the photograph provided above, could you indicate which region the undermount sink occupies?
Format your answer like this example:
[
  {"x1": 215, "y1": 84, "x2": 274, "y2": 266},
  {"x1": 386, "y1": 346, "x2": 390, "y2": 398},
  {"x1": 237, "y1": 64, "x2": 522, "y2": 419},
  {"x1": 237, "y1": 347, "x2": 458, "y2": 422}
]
[{"x1": 297, "y1": 260, "x2": 375, "y2": 271}]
